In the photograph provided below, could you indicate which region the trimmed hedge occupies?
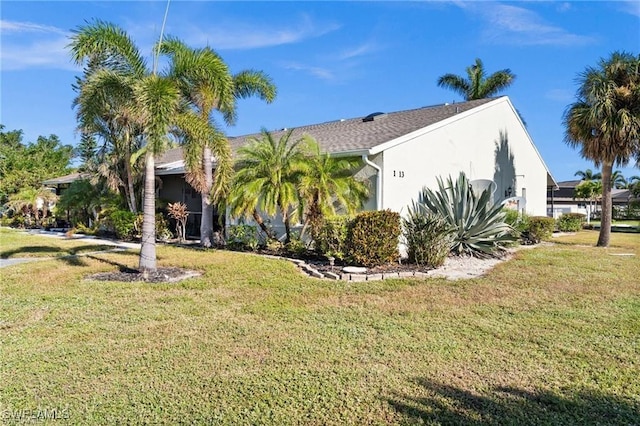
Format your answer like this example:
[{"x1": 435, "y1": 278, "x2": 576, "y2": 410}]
[
  {"x1": 527, "y1": 216, "x2": 555, "y2": 243},
  {"x1": 346, "y1": 210, "x2": 401, "y2": 267},
  {"x1": 557, "y1": 213, "x2": 585, "y2": 232}
]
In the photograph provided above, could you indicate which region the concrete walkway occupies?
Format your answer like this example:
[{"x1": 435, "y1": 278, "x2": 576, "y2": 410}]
[{"x1": 0, "y1": 229, "x2": 140, "y2": 268}]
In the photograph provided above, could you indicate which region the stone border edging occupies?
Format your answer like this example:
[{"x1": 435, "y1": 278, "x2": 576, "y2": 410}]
[{"x1": 280, "y1": 256, "x2": 431, "y2": 281}]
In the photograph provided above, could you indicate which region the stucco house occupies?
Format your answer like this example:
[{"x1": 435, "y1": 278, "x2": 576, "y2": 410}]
[{"x1": 156, "y1": 96, "x2": 557, "y2": 237}]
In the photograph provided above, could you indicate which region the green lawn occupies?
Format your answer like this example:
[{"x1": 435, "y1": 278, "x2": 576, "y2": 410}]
[{"x1": 1, "y1": 228, "x2": 639, "y2": 425}]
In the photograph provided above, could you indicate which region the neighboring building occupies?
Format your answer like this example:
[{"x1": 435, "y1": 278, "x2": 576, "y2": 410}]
[
  {"x1": 42, "y1": 172, "x2": 90, "y2": 196},
  {"x1": 548, "y1": 179, "x2": 639, "y2": 219},
  {"x1": 157, "y1": 96, "x2": 557, "y2": 237}
]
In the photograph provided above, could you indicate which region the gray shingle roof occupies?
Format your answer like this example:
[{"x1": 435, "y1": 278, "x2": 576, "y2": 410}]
[
  {"x1": 42, "y1": 172, "x2": 90, "y2": 185},
  {"x1": 157, "y1": 97, "x2": 496, "y2": 166},
  {"x1": 229, "y1": 97, "x2": 495, "y2": 154}
]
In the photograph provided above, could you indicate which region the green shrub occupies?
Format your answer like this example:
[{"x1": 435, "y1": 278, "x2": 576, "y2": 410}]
[
  {"x1": 109, "y1": 210, "x2": 137, "y2": 240},
  {"x1": 284, "y1": 230, "x2": 307, "y2": 257},
  {"x1": 313, "y1": 216, "x2": 351, "y2": 260},
  {"x1": 527, "y1": 216, "x2": 555, "y2": 243},
  {"x1": 346, "y1": 210, "x2": 401, "y2": 267},
  {"x1": 403, "y1": 203, "x2": 454, "y2": 268},
  {"x1": 420, "y1": 172, "x2": 516, "y2": 258},
  {"x1": 75, "y1": 223, "x2": 97, "y2": 235},
  {"x1": 155, "y1": 214, "x2": 173, "y2": 242},
  {"x1": 227, "y1": 224, "x2": 260, "y2": 251},
  {"x1": 503, "y1": 209, "x2": 529, "y2": 233},
  {"x1": 133, "y1": 213, "x2": 173, "y2": 242},
  {"x1": 557, "y1": 213, "x2": 585, "y2": 232}
]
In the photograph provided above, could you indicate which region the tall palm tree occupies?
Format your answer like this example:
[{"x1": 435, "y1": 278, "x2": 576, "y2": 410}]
[
  {"x1": 161, "y1": 38, "x2": 276, "y2": 247},
  {"x1": 69, "y1": 20, "x2": 183, "y2": 272},
  {"x1": 297, "y1": 138, "x2": 369, "y2": 238},
  {"x1": 228, "y1": 130, "x2": 308, "y2": 243},
  {"x1": 437, "y1": 58, "x2": 516, "y2": 100},
  {"x1": 73, "y1": 70, "x2": 143, "y2": 213},
  {"x1": 574, "y1": 168, "x2": 602, "y2": 181},
  {"x1": 564, "y1": 51, "x2": 640, "y2": 247}
]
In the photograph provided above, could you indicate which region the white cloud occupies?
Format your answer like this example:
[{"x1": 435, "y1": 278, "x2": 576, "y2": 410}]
[
  {"x1": 460, "y1": 3, "x2": 596, "y2": 46},
  {"x1": 0, "y1": 19, "x2": 67, "y2": 35},
  {"x1": 618, "y1": 0, "x2": 640, "y2": 17},
  {"x1": 281, "y1": 62, "x2": 335, "y2": 81},
  {"x1": 336, "y1": 42, "x2": 381, "y2": 61},
  {"x1": 0, "y1": 20, "x2": 77, "y2": 71},
  {"x1": 182, "y1": 14, "x2": 341, "y2": 50}
]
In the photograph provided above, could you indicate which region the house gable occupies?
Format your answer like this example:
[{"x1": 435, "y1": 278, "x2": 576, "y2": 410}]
[{"x1": 379, "y1": 98, "x2": 553, "y2": 216}]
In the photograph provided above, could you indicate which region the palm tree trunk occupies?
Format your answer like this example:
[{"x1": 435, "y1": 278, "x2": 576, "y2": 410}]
[
  {"x1": 124, "y1": 134, "x2": 138, "y2": 213},
  {"x1": 283, "y1": 209, "x2": 291, "y2": 244},
  {"x1": 139, "y1": 151, "x2": 157, "y2": 272},
  {"x1": 200, "y1": 146, "x2": 214, "y2": 247},
  {"x1": 597, "y1": 163, "x2": 613, "y2": 247},
  {"x1": 252, "y1": 209, "x2": 276, "y2": 240}
]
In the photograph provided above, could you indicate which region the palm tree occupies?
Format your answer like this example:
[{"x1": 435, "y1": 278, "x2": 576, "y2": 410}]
[
  {"x1": 73, "y1": 71, "x2": 144, "y2": 213},
  {"x1": 574, "y1": 168, "x2": 602, "y2": 181},
  {"x1": 69, "y1": 20, "x2": 184, "y2": 272},
  {"x1": 611, "y1": 170, "x2": 628, "y2": 189},
  {"x1": 437, "y1": 58, "x2": 516, "y2": 100},
  {"x1": 629, "y1": 176, "x2": 640, "y2": 197},
  {"x1": 5, "y1": 187, "x2": 58, "y2": 224},
  {"x1": 297, "y1": 138, "x2": 369, "y2": 238},
  {"x1": 573, "y1": 180, "x2": 602, "y2": 224},
  {"x1": 564, "y1": 51, "x2": 640, "y2": 247},
  {"x1": 228, "y1": 130, "x2": 308, "y2": 243},
  {"x1": 161, "y1": 38, "x2": 276, "y2": 247}
]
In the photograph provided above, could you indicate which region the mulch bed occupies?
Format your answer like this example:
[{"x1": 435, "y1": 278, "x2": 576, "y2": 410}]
[{"x1": 87, "y1": 267, "x2": 201, "y2": 283}]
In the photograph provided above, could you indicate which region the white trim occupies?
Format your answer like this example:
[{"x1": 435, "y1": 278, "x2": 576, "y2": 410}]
[{"x1": 156, "y1": 160, "x2": 185, "y2": 170}]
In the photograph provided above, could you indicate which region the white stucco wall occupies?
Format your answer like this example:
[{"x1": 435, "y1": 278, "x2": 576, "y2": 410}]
[{"x1": 379, "y1": 98, "x2": 550, "y2": 216}]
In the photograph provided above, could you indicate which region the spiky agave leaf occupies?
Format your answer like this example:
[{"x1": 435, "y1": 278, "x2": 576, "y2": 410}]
[{"x1": 420, "y1": 172, "x2": 516, "y2": 258}]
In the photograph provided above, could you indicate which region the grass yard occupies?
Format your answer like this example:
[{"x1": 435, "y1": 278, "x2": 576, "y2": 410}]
[
  {"x1": 0, "y1": 229, "x2": 115, "y2": 259},
  {"x1": 1, "y1": 228, "x2": 639, "y2": 425}
]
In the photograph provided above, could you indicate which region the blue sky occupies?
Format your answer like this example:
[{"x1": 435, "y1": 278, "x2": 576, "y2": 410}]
[{"x1": 1, "y1": 0, "x2": 639, "y2": 183}]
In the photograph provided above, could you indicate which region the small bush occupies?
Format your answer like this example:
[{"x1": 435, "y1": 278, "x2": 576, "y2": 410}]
[
  {"x1": 503, "y1": 209, "x2": 532, "y2": 245},
  {"x1": 346, "y1": 210, "x2": 401, "y2": 267},
  {"x1": 526, "y1": 216, "x2": 555, "y2": 243},
  {"x1": 227, "y1": 224, "x2": 259, "y2": 251},
  {"x1": 109, "y1": 210, "x2": 137, "y2": 240},
  {"x1": 284, "y1": 230, "x2": 307, "y2": 257},
  {"x1": 154, "y1": 214, "x2": 172, "y2": 242},
  {"x1": 133, "y1": 213, "x2": 173, "y2": 241},
  {"x1": 557, "y1": 213, "x2": 585, "y2": 232},
  {"x1": 75, "y1": 223, "x2": 97, "y2": 235},
  {"x1": 403, "y1": 203, "x2": 454, "y2": 268},
  {"x1": 313, "y1": 216, "x2": 351, "y2": 260}
]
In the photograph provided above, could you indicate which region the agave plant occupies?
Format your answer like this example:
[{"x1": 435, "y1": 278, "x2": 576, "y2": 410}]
[{"x1": 419, "y1": 172, "x2": 516, "y2": 258}]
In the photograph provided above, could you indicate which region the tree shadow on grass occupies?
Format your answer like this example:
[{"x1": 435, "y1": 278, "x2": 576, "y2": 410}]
[
  {"x1": 85, "y1": 253, "x2": 138, "y2": 273},
  {"x1": 1, "y1": 244, "x2": 114, "y2": 259},
  {"x1": 387, "y1": 377, "x2": 640, "y2": 425}
]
